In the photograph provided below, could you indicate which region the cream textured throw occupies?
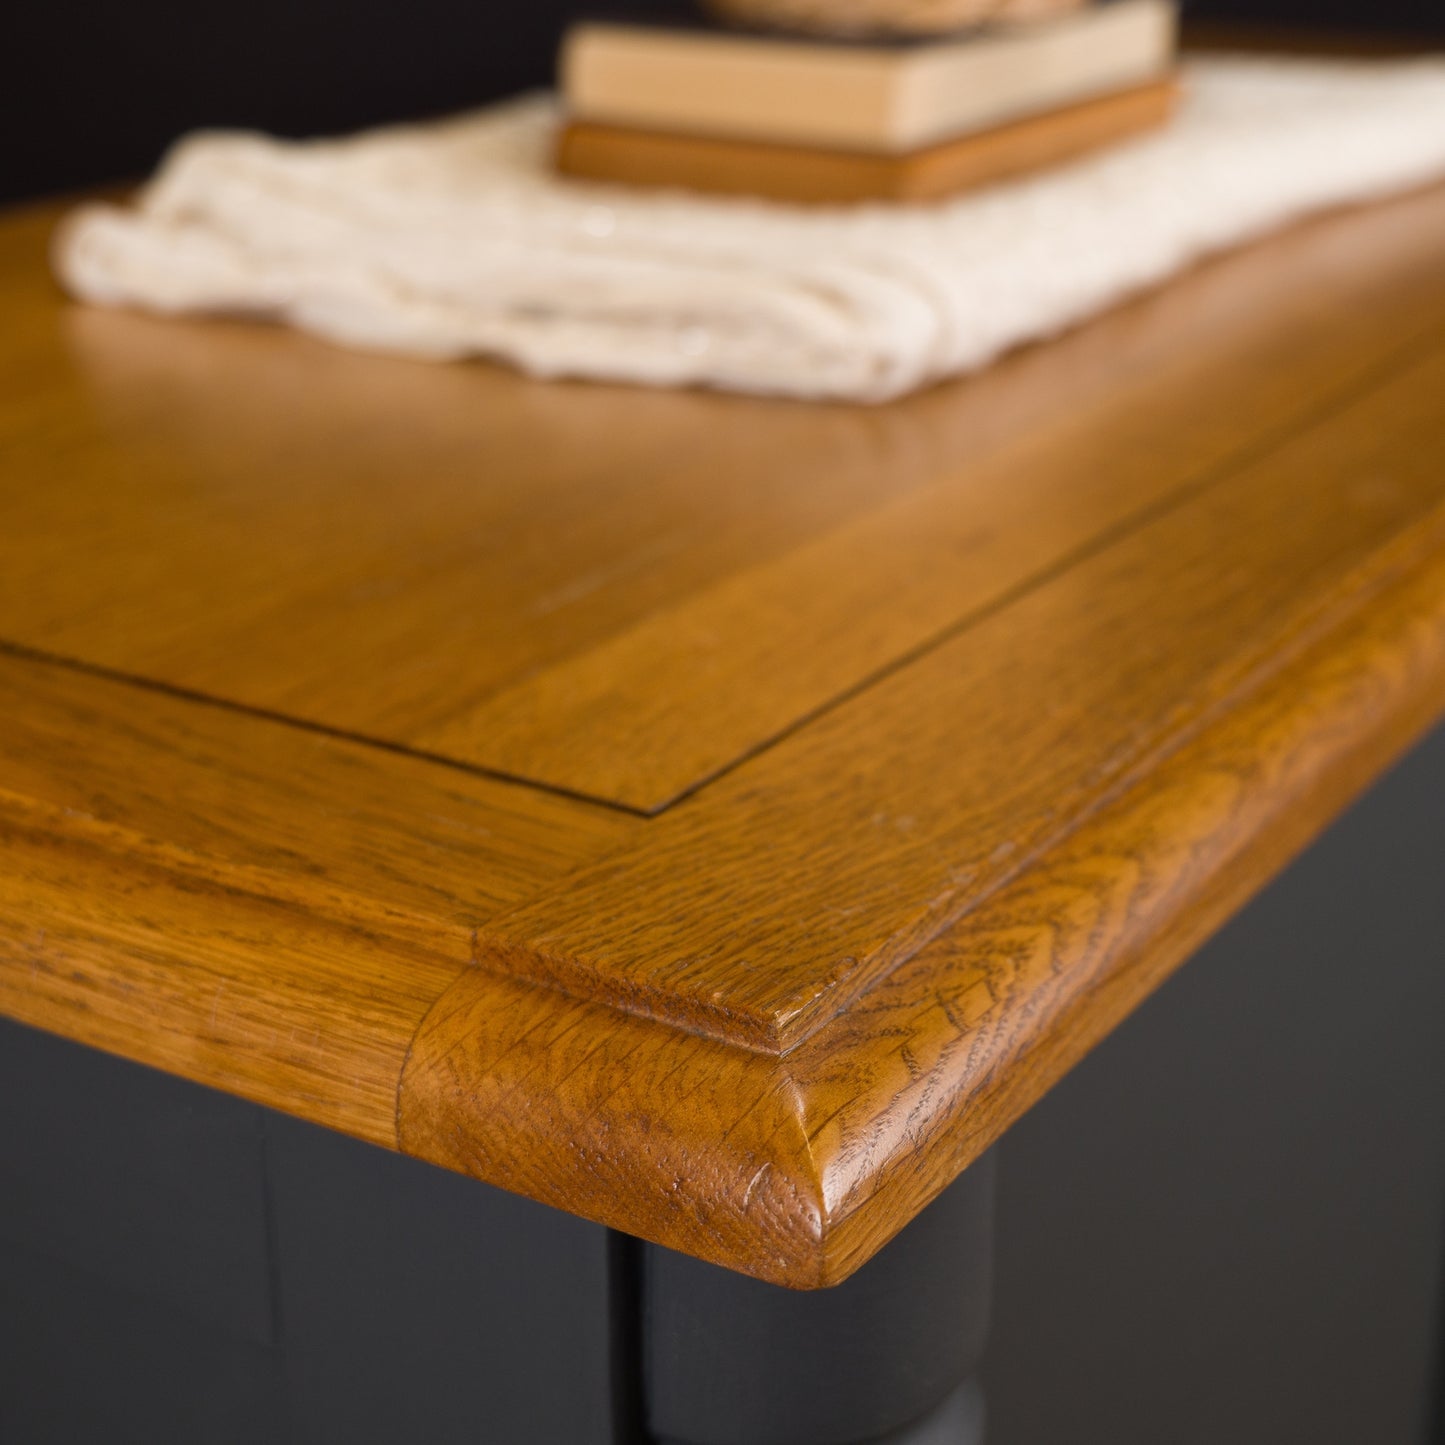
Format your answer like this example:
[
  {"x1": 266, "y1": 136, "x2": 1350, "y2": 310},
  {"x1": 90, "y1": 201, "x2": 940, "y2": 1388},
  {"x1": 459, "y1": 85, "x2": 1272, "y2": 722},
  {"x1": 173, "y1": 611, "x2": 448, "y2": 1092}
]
[{"x1": 56, "y1": 56, "x2": 1445, "y2": 403}]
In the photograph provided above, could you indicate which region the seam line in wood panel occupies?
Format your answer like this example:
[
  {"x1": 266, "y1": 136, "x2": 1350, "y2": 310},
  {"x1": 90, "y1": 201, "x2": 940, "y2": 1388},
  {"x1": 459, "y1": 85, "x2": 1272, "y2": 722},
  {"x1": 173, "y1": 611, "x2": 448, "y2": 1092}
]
[
  {"x1": 446, "y1": 469, "x2": 1445, "y2": 1067},
  {"x1": 632, "y1": 320, "x2": 1445, "y2": 814},
  {"x1": 0, "y1": 638, "x2": 654, "y2": 818},
  {"x1": 460, "y1": 335, "x2": 1445, "y2": 1057},
  {"x1": 584, "y1": 481, "x2": 1445, "y2": 1060},
  {"x1": 393, "y1": 529, "x2": 1445, "y2": 1284},
  {"x1": 782, "y1": 490, "x2": 1445, "y2": 1062},
  {"x1": 6, "y1": 325, "x2": 1443, "y2": 829},
  {"x1": 803, "y1": 535, "x2": 1445, "y2": 1278},
  {"x1": 393, "y1": 958, "x2": 481, "y2": 1152}
]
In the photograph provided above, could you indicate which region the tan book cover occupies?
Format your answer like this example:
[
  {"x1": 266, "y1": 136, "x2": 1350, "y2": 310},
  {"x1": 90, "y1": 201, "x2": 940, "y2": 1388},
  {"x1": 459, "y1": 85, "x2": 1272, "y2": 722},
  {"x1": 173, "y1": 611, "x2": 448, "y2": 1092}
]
[{"x1": 557, "y1": 76, "x2": 1180, "y2": 203}]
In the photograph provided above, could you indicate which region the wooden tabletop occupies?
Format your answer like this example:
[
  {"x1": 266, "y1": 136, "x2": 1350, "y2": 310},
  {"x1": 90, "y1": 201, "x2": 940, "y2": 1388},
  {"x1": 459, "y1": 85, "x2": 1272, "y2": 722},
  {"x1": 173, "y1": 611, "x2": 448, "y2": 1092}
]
[{"x1": 3, "y1": 174, "x2": 1445, "y2": 1287}]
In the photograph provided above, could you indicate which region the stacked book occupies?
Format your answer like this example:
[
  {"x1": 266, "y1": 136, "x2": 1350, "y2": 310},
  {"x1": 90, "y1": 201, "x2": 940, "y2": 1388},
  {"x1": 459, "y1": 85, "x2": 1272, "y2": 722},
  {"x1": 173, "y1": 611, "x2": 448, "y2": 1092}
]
[{"x1": 556, "y1": 0, "x2": 1180, "y2": 203}]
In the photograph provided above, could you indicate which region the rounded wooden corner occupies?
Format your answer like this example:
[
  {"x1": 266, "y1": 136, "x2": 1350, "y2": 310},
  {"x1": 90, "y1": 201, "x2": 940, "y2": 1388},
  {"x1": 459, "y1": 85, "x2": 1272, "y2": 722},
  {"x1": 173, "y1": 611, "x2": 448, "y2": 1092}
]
[{"x1": 396, "y1": 963, "x2": 838, "y2": 1288}]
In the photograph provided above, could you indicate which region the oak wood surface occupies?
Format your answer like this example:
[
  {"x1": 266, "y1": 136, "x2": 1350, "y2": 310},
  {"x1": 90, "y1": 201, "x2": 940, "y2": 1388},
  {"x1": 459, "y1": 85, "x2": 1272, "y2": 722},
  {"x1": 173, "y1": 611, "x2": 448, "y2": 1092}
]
[
  {"x1": 474, "y1": 336, "x2": 1445, "y2": 1050},
  {"x1": 393, "y1": 182, "x2": 1445, "y2": 808},
  {"x1": 402, "y1": 371, "x2": 1445, "y2": 1279},
  {"x1": 402, "y1": 536, "x2": 1445, "y2": 1281},
  {"x1": 2, "y1": 186, "x2": 1444, "y2": 808},
  {"x1": 0, "y1": 652, "x2": 634, "y2": 1145},
  {"x1": 3, "y1": 175, "x2": 1445, "y2": 1285}
]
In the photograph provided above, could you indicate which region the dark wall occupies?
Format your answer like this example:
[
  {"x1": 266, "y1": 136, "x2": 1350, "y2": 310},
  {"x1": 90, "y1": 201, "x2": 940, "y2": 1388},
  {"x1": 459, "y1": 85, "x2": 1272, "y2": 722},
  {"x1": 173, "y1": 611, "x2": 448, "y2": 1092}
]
[
  {"x1": 982, "y1": 716, "x2": 1445, "y2": 1445},
  {"x1": 6, "y1": 0, "x2": 1442, "y2": 205},
  {"x1": 7, "y1": 0, "x2": 567, "y2": 203},
  {"x1": 1192, "y1": 0, "x2": 1442, "y2": 36}
]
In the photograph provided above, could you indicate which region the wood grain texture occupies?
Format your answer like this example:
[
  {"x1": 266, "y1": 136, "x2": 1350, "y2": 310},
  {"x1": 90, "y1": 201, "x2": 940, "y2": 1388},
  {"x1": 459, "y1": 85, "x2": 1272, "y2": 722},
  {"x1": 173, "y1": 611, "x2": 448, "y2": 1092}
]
[
  {"x1": 0, "y1": 651, "x2": 633, "y2": 1144},
  {"x1": 401, "y1": 367, "x2": 1445, "y2": 1281},
  {"x1": 474, "y1": 337, "x2": 1445, "y2": 1050},
  {"x1": 420, "y1": 181, "x2": 1445, "y2": 807},
  {"x1": 0, "y1": 822, "x2": 453, "y2": 1149},
  {"x1": 0, "y1": 201, "x2": 984, "y2": 789},
  {"x1": 0, "y1": 186, "x2": 1443, "y2": 808},
  {"x1": 555, "y1": 79, "x2": 1179, "y2": 205},
  {"x1": 3, "y1": 178, "x2": 1445, "y2": 1287}
]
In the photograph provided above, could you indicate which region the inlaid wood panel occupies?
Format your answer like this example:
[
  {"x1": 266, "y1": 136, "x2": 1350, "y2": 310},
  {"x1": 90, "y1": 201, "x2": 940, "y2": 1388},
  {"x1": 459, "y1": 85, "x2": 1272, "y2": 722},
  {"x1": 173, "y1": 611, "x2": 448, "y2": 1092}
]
[
  {"x1": 478, "y1": 341, "x2": 1445, "y2": 1050},
  {"x1": 403, "y1": 405, "x2": 1445, "y2": 1282},
  {"x1": 0, "y1": 653, "x2": 630, "y2": 943},
  {"x1": 1, "y1": 187, "x2": 1445, "y2": 808},
  {"x1": 438, "y1": 188, "x2": 1445, "y2": 810},
  {"x1": 0, "y1": 204, "x2": 959, "y2": 772},
  {"x1": 0, "y1": 652, "x2": 633, "y2": 1143}
]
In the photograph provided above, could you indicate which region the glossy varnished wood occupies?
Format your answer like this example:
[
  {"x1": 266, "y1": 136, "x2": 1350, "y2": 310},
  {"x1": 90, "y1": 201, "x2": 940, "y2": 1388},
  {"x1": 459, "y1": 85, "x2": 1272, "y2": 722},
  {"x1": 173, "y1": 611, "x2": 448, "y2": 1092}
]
[
  {"x1": 400, "y1": 349, "x2": 1445, "y2": 1280},
  {"x1": 475, "y1": 342, "x2": 1445, "y2": 1050},
  {"x1": 428, "y1": 183, "x2": 1445, "y2": 809},
  {"x1": 2, "y1": 188, "x2": 1445, "y2": 807},
  {"x1": 3, "y1": 176, "x2": 1445, "y2": 1285},
  {"x1": 0, "y1": 653, "x2": 633, "y2": 1145}
]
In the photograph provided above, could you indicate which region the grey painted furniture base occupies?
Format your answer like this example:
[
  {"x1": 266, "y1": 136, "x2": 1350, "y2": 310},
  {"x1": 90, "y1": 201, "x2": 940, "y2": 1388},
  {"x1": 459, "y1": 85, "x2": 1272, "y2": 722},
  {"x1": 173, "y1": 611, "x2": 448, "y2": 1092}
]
[
  {"x1": 657, "y1": 1381, "x2": 988, "y2": 1445},
  {"x1": 3, "y1": 720, "x2": 1444, "y2": 1444}
]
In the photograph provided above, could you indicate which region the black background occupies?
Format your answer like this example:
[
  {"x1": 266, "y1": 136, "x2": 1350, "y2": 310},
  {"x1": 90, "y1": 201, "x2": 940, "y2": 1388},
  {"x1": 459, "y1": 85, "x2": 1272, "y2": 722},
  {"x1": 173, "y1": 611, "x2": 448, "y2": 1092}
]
[{"x1": 6, "y1": 0, "x2": 1443, "y2": 205}]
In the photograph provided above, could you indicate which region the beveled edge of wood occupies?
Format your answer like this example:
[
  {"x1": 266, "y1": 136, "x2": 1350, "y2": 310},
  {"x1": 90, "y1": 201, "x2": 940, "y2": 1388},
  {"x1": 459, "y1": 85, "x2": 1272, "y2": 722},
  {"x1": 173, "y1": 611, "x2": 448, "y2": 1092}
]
[
  {"x1": 397, "y1": 524, "x2": 1445, "y2": 1287},
  {"x1": 0, "y1": 641, "x2": 637, "y2": 1158}
]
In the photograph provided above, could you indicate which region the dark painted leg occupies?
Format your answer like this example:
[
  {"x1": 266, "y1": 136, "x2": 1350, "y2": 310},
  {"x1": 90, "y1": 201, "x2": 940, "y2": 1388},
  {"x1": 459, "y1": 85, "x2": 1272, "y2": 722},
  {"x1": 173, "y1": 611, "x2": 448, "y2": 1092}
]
[
  {"x1": 0, "y1": 1015, "x2": 632, "y2": 1445},
  {"x1": 641, "y1": 1153, "x2": 994, "y2": 1445}
]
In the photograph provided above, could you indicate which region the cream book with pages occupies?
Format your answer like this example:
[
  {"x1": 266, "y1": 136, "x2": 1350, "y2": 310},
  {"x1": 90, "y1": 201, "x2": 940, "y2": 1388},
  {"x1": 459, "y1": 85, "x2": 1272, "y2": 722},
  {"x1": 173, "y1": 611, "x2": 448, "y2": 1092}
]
[{"x1": 560, "y1": 0, "x2": 1178, "y2": 152}]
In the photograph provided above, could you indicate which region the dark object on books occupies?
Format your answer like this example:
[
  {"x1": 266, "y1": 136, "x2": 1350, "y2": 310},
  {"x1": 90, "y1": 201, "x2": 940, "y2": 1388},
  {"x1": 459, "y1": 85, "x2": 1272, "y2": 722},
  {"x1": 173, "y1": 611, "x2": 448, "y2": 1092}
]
[
  {"x1": 703, "y1": 0, "x2": 1087, "y2": 40},
  {"x1": 556, "y1": 76, "x2": 1179, "y2": 203}
]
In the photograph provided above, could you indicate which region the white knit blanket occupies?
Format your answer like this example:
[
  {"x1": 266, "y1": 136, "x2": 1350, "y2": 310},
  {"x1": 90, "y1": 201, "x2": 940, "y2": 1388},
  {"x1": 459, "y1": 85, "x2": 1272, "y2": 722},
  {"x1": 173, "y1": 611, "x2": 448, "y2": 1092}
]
[{"x1": 55, "y1": 55, "x2": 1445, "y2": 402}]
